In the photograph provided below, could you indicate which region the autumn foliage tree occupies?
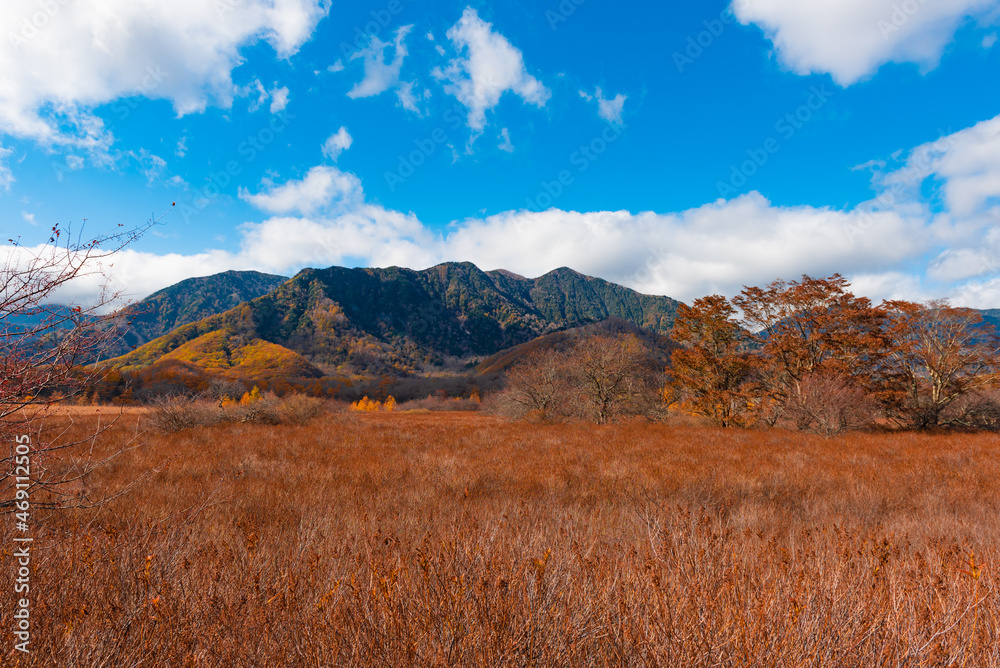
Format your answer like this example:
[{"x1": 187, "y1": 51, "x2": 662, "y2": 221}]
[
  {"x1": 732, "y1": 274, "x2": 889, "y2": 429},
  {"x1": 669, "y1": 296, "x2": 758, "y2": 427},
  {"x1": 881, "y1": 300, "x2": 998, "y2": 428},
  {"x1": 664, "y1": 274, "x2": 999, "y2": 433}
]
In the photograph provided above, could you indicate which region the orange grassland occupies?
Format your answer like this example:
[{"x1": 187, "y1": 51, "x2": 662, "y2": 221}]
[{"x1": 2, "y1": 411, "x2": 999, "y2": 667}]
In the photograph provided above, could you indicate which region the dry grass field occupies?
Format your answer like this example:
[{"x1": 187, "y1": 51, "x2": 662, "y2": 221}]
[{"x1": 2, "y1": 410, "x2": 999, "y2": 666}]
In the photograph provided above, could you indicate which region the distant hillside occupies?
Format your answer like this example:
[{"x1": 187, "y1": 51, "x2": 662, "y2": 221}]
[
  {"x1": 109, "y1": 270, "x2": 288, "y2": 356},
  {"x1": 979, "y1": 309, "x2": 1000, "y2": 331},
  {"x1": 112, "y1": 262, "x2": 681, "y2": 378},
  {"x1": 476, "y1": 318, "x2": 679, "y2": 375}
]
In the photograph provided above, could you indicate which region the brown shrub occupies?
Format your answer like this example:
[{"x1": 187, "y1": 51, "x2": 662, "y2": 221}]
[
  {"x1": 396, "y1": 395, "x2": 482, "y2": 412},
  {"x1": 781, "y1": 373, "x2": 880, "y2": 435},
  {"x1": 948, "y1": 389, "x2": 1000, "y2": 431},
  {"x1": 270, "y1": 393, "x2": 326, "y2": 424},
  {"x1": 145, "y1": 395, "x2": 218, "y2": 432},
  {"x1": 148, "y1": 392, "x2": 332, "y2": 430},
  {"x1": 6, "y1": 413, "x2": 1000, "y2": 666}
]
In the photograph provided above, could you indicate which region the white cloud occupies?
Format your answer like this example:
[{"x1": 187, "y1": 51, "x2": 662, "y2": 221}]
[
  {"x1": 0, "y1": 0, "x2": 327, "y2": 152},
  {"x1": 581, "y1": 87, "x2": 626, "y2": 125},
  {"x1": 239, "y1": 165, "x2": 362, "y2": 215},
  {"x1": 175, "y1": 136, "x2": 187, "y2": 158},
  {"x1": 397, "y1": 87, "x2": 422, "y2": 115},
  {"x1": 125, "y1": 149, "x2": 167, "y2": 184},
  {"x1": 236, "y1": 81, "x2": 291, "y2": 114},
  {"x1": 328, "y1": 60, "x2": 345, "y2": 73},
  {"x1": 894, "y1": 115, "x2": 1000, "y2": 216},
  {"x1": 498, "y1": 128, "x2": 513, "y2": 152},
  {"x1": 732, "y1": 0, "x2": 999, "y2": 85},
  {"x1": 0, "y1": 144, "x2": 13, "y2": 190},
  {"x1": 433, "y1": 8, "x2": 551, "y2": 138},
  {"x1": 21, "y1": 211, "x2": 35, "y2": 225},
  {"x1": 236, "y1": 79, "x2": 269, "y2": 112},
  {"x1": 238, "y1": 206, "x2": 438, "y2": 274},
  {"x1": 442, "y1": 196, "x2": 925, "y2": 301},
  {"x1": 984, "y1": 32, "x2": 999, "y2": 48},
  {"x1": 863, "y1": 114, "x2": 1000, "y2": 286},
  {"x1": 347, "y1": 25, "x2": 417, "y2": 112},
  {"x1": 322, "y1": 127, "x2": 353, "y2": 161},
  {"x1": 269, "y1": 86, "x2": 290, "y2": 114}
]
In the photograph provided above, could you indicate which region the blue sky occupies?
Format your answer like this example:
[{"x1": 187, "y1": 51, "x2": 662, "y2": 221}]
[{"x1": 2, "y1": 0, "x2": 1000, "y2": 307}]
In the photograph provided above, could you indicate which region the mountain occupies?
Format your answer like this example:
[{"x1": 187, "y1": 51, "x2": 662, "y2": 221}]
[
  {"x1": 979, "y1": 309, "x2": 1000, "y2": 331},
  {"x1": 112, "y1": 262, "x2": 681, "y2": 378},
  {"x1": 109, "y1": 270, "x2": 289, "y2": 356}
]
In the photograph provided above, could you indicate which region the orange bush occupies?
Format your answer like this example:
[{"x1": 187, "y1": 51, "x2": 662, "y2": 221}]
[{"x1": 350, "y1": 395, "x2": 396, "y2": 412}]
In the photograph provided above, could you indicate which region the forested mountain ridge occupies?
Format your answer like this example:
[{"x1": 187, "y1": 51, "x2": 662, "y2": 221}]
[
  {"x1": 111, "y1": 262, "x2": 682, "y2": 377},
  {"x1": 110, "y1": 270, "x2": 289, "y2": 355}
]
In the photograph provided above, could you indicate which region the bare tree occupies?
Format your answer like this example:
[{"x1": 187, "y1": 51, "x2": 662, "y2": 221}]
[
  {"x1": 493, "y1": 333, "x2": 661, "y2": 424},
  {"x1": 1, "y1": 211, "x2": 170, "y2": 511},
  {"x1": 572, "y1": 334, "x2": 652, "y2": 424},
  {"x1": 495, "y1": 349, "x2": 572, "y2": 419},
  {"x1": 881, "y1": 300, "x2": 999, "y2": 429}
]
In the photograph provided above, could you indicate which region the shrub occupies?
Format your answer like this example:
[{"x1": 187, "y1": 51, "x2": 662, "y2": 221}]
[
  {"x1": 949, "y1": 390, "x2": 1000, "y2": 431},
  {"x1": 396, "y1": 395, "x2": 483, "y2": 412},
  {"x1": 148, "y1": 392, "x2": 332, "y2": 430},
  {"x1": 780, "y1": 373, "x2": 879, "y2": 436},
  {"x1": 272, "y1": 394, "x2": 326, "y2": 425},
  {"x1": 146, "y1": 395, "x2": 219, "y2": 432},
  {"x1": 492, "y1": 334, "x2": 665, "y2": 423}
]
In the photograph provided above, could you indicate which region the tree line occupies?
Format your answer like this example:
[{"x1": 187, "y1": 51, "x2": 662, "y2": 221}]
[{"x1": 498, "y1": 275, "x2": 1000, "y2": 433}]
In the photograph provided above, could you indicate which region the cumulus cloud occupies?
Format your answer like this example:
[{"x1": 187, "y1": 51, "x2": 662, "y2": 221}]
[
  {"x1": 236, "y1": 79, "x2": 269, "y2": 112},
  {"x1": 347, "y1": 25, "x2": 419, "y2": 111},
  {"x1": 891, "y1": 115, "x2": 1000, "y2": 217},
  {"x1": 732, "y1": 0, "x2": 999, "y2": 85},
  {"x1": 322, "y1": 127, "x2": 353, "y2": 161},
  {"x1": 185, "y1": 115, "x2": 1000, "y2": 309},
  {"x1": 238, "y1": 165, "x2": 362, "y2": 215},
  {"x1": 862, "y1": 114, "x2": 1000, "y2": 285},
  {"x1": 433, "y1": 7, "x2": 551, "y2": 138},
  {"x1": 0, "y1": 0, "x2": 327, "y2": 154}
]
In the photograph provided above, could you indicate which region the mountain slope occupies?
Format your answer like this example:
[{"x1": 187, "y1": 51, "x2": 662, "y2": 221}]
[
  {"x1": 112, "y1": 270, "x2": 289, "y2": 355},
  {"x1": 113, "y1": 262, "x2": 681, "y2": 377}
]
